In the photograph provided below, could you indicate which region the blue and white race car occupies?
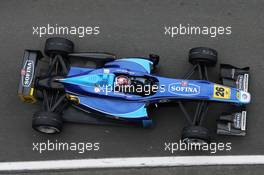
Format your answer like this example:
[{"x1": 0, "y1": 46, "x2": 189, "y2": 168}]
[{"x1": 18, "y1": 37, "x2": 250, "y2": 143}]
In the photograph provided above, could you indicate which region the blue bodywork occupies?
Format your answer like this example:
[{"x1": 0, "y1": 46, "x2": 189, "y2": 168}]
[{"x1": 58, "y1": 58, "x2": 251, "y2": 127}]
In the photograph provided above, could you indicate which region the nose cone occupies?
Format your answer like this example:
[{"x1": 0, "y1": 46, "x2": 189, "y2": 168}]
[{"x1": 239, "y1": 91, "x2": 251, "y2": 104}]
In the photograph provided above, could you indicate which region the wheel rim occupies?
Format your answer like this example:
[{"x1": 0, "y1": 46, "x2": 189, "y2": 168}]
[{"x1": 36, "y1": 126, "x2": 59, "y2": 134}]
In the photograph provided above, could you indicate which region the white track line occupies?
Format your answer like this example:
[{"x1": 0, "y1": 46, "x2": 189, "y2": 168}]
[{"x1": 1, "y1": 155, "x2": 264, "y2": 172}]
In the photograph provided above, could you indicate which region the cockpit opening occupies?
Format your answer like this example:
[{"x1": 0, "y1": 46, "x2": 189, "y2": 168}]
[{"x1": 114, "y1": 74, "x2": 158, "y2": 96}]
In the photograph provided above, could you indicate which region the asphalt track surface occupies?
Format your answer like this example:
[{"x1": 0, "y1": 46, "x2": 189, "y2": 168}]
[{"x1": 0, "y1": 0, "x2": 264, "y2": 174}]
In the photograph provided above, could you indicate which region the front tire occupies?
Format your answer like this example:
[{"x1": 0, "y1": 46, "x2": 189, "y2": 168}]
[
  {"x1": 189, "y1": 47, "x2": 217, "y2": 66},
  {"x1": 32, "y1": 111, "x2": 63, "y2": 134},
  {"x1": 181, "y1": 126, "x2": 211, "y2": 144}
]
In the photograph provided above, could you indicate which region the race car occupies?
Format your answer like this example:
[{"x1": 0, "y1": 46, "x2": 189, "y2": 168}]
[{"x1": 18, "y1": 37, "x2": 250, "y2": 144}]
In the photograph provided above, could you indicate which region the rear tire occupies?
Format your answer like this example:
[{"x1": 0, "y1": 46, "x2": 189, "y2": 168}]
[
  {"x1": 181, "y1": 126, "x2": 211, "y2": 144},
  {"x1": 32, "y1": 111, "x2": 63, "y2": 134},
  {"x1": 189, "y1": 47, "x2": 217, "y2": 66},
  {"x1": 44, "y1": 37, "x2": 74, "y2": 57}
]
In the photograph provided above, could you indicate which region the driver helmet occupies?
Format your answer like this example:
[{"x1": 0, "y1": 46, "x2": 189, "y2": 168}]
[{"x1": 116, "y1": 75, "x2": 130, "y2": 86}]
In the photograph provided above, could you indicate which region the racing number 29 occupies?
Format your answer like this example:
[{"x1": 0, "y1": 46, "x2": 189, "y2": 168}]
[{"x1": 213, "y1": 85, "x2": 231, "y2": 99}]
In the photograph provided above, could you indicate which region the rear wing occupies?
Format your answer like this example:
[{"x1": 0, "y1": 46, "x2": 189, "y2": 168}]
[{"x1": 18, "y1": 50, "x2": 42, "y2": 103}]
